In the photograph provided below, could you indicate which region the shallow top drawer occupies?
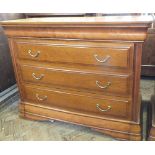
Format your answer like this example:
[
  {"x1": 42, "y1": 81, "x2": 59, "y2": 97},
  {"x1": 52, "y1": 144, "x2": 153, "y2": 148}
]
[{"x1": 15, "y1": 40, "x2": 134, "y2": 70}]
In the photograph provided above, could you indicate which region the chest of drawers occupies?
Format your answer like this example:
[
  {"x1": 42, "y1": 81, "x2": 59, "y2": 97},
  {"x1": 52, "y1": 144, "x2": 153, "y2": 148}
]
[{"x1": 1, "y1": 16, "x2": 152, "y2": 140}]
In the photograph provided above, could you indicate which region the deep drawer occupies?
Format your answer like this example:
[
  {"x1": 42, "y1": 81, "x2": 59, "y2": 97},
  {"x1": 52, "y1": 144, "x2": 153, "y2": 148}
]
[
  {"x1": 23, "y1": 84, "x2": 130, "y2": 119},
  {"x1": 20, "y1": 65, "x2": 132, "y2": 97},
  {"x1": 16, "y1": 40, "x2": 134, "y2": 70}
]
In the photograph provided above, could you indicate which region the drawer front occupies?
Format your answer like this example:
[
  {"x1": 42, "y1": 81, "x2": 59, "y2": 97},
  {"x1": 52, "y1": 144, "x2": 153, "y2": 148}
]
[
  {"x1": 16, "y1": 40, "x2": 133, "y2": 70},
  {"x1": 20, "y1": 65, "x2": 132, "y2": 96},
  {"x1": 23, "y1": 84, "x2": 130, "y2": 119}
]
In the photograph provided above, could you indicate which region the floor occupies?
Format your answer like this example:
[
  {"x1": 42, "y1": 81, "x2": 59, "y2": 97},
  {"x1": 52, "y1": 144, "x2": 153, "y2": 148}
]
[
  {"x1": 141, "y1": 77, "x2": 155, "y2": 101},
  {"x1": 0, "y1": 78, "x2": 155, "y2": 141}
]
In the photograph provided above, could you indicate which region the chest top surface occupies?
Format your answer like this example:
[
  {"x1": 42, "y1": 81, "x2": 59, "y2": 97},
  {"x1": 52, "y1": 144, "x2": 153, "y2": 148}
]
[
  {"x1": 0, "y1": 15, "x2": 152, "y2": 26},
  {"x1": 0, "y1": 16, "x2": 153, "y2": 42}
]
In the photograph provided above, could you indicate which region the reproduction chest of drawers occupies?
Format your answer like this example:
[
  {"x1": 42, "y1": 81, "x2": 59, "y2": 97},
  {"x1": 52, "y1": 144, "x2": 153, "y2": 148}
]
[{"x1": 1, "y1": 16, "x2": 152, "y2": 140}]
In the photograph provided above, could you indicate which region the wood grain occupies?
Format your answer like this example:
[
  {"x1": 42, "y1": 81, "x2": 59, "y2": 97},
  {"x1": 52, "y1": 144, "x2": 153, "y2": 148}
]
[
  {"x1": 23, "y1": 84, "x2": 130, "y2": 119},
  {"x1": 19, "y1": 64, "x2": 132, "y2": 97},
  {"x1": 16, "y1": 39, "x2": 133, "y2": 70},
  {"x1": 1, "y1": 16, "x2": 151, "y2": 140},
  {"x1": 20, "y1": 101, "x2": 141, "y2": 140}
]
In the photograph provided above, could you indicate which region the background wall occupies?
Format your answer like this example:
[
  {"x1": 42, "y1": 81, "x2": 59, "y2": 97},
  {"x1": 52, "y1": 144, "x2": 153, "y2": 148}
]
[{"x1": 0, "y1": 13, "x2": 26, "y2": 94}]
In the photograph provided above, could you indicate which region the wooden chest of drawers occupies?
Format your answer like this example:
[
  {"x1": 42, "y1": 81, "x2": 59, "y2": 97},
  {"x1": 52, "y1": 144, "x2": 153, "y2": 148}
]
[{"x1": 1, "y1": 16, "x2": 152, "y2": 140}]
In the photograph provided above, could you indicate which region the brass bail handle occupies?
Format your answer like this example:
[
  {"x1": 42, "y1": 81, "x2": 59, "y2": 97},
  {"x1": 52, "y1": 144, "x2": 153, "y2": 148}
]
[
  {"x1": 36, "y1": 94, "x2": 47, "y2": 101},
  {"x1": 28, "y1": 49, "x2": 40, "y2": 58},
  {"x1": 96, "y1": 104, "x2": 111, "y2": 112},
  {"x1": 32, "y1": 73, "x2": 44, "y2": 80}
]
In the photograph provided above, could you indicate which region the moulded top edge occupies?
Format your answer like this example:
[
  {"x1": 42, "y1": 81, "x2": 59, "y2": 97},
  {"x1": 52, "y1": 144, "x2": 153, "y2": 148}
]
[{"x1": 0, "y1": 16, "x2": 153, "y2": 27}]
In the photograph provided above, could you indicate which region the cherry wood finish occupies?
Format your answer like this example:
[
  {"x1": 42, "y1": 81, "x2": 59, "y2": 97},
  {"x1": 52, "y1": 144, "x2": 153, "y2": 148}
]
[
  {"x1": 16, "y1": 39, "x2": 134, "y2": 70},
  {"x1": 23, "y1": 84, "x2": 130, "y2": 119},
  {"x1": 19, "y1": 65, "x2": 132, "y2": 97},
  {"x1": 1, "y1": 16, "x2": 152, "y2": 140},
  {"x1": 24, "y1": 14, "x2": 155, "y2": 77}
]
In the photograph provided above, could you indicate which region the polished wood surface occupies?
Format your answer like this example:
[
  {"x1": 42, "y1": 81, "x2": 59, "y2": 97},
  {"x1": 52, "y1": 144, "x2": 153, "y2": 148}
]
[
  {"x1": 1, "y1": 16, "x2": 152, "y2": 140},
  {"x1": 20, "y1": 65, "x2": 132, "y2": 97},
  {"x1": 19, "y1": 101, "x2": 141, "y2": 140},
  {"x1": 1, "y1": 16, "x2": 152, "y2": 41},
  {"x1": 1, "y1": 16, "x2": 152, "y2": 25},
  {"x1": 23, "y1": 84, "x2": 130, "y2": 119},
  {"x1": 16, "y1": 39, "x2": 133, "y2": 70}
]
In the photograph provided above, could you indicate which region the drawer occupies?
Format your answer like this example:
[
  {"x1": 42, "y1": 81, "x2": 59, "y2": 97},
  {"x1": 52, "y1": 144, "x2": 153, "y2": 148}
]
[
  {"x1": 16, "y1": 40, "x2": 134, "y2": 70},
  {"x1": 23, "y1": 84, "x2": 130, "y2": 119},
  {"x1": 20, "y1": 65, "x2": 132, "y2": 96}
]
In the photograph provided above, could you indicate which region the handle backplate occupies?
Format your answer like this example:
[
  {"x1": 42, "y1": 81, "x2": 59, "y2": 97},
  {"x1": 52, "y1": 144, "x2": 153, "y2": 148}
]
[
  {"x1": 36, "y1": 94, "x2": 47, "y2": 101},
  {"x1": 28, "y1": 49, "x2": 40, "y2": 58},
  {"x1": 94, "y1": 54, "x2": 111, "y2": 63},
  {"x1": 96, "y1": 104, "x2": 111, "y2": 112},
  {"x1": 96, "y1": 81, "x2": 111, "y2": 89},
  {"x1": 32, "y1": 73, "x2": 44, "y2": 80}
]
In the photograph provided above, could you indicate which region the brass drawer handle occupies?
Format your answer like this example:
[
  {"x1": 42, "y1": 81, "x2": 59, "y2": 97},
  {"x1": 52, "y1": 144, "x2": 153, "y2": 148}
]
[
  {"x1": 96, "y1": 104, "x2": 111, "y2": 112},
  {"x1": 36, "y1": 94, "x2": 47, "y2": 101},
  {"x1": 28, "y1": 49, "x2": 40, "y2": 58},
  {"x1": 94, "y1": 54, "x2": 111, "y2": 63},
  {"x1": 32, "y1": 73, "x2": 44, "y2": 80},
  {"x1": 96, "y1": 81, "x2": 111, "y2": 89}
]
